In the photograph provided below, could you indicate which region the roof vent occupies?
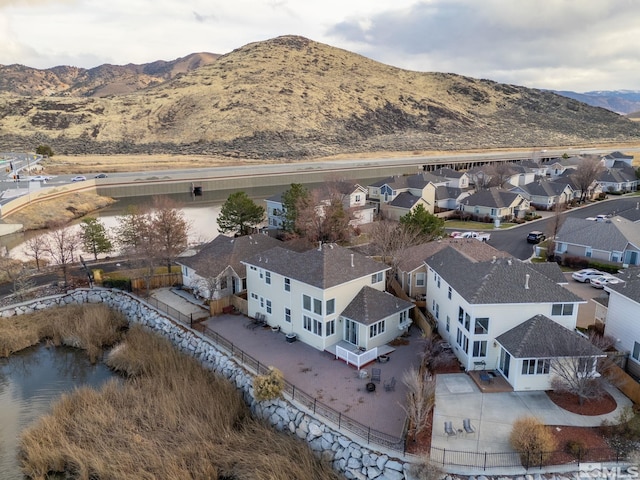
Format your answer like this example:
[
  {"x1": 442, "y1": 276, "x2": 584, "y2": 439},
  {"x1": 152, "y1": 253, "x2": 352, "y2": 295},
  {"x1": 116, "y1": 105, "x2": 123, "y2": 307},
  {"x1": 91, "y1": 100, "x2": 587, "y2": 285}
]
[
  {"x1": 507, "y1": 259, "x2": 512, "y2": 265},
  {"x1": 525, "y1": 273, "x2": 530, "y2": 289},
  {"x1": 318, "y1": 241, "x2": 322, "y2": 251},
  {"x1": 351, "y1": 253, "x2": 354, "y2": 267},
  {"x1": 492, "y1": 256, "x2": 496, "y2": 263}
]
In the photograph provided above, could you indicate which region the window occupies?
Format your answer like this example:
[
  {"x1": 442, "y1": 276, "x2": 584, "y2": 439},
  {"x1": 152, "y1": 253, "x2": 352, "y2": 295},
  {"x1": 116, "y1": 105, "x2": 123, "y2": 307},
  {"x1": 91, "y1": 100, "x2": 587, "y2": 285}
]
[
  {"x1": 456, "y1": 328, "x2": 468, "y2": 353},
  {"x1": 437, "y1": 276, "x2": 441, "y2": 288},
  {"x1": 285, "y1": 308, "x2": 291, "y2": 323},
  {"x1": 474, "y1": 318, "x2": 489, "y2": 335},
  {"x1": 313, "y1": 319, "x2": 322, "y2": 336},
  {"x1": 265, "y1": 271, "x2": 271, "y2": 285},
  {"x1": 446, "y1": 316, "x2": 450, "y2": 332},
  {"x1": 552, "y1": 303, "x2": 574, "y2": 316},
  {"x1": 458, "y1": 307, "x2": 464, "y2": 324},
  {"x1": 416, "y1": 273, "x2": 425, "y2": 287},
  {"x1": 435, "y1": 303, "x2": 439, "y2": 319},
  {"x1": 399, "y1": 310, "x2": 408, "y2": 324},
  {"x1": 284, "y1": 278, "x2": 290, "y2": 292},
  {"x1": 632, "y1": 342, "x2": 640, "y2": 362},
  {"x1": 260, "y1": 297, "x2": 264, "y2": 309},
  {"x1": 220, "y1": 277, "x2": 228, "y2": 290},
  {"x1": 326, "y1": 299, "x2": 335, "y2": 315},
  {"x1": 303, "y1": 294, "x2": 311, "y2": 311},
  {"x1": 371, "y1": 272, "x2": 383, "y2": 284},
  {"x1": 472, "y1": 341, "x2": 487, "y2": 357},
  {"x1": 251, "y1": 292, "x2": 258, "y2": 300},
  {"x1": 369, "y1": 320, "x2": 386, "y2": 338},
  {"x1": 448, "y1": 286, "x2": 452, "y2": 299},
  {"x1": 464, "y1": 313, "x2": 471, "y2": 331},
  {"x1": 313, "y1": 298, "x2": 322, "y2": 315},
  {"x1": 355, "y1": 194, "x2": 361, "y2": 202},
  {"x1": 303, "y1": 315, "x2": 312, "y2": 332},
  {"x1": 259, "y1": 270, "x2": 263, "y2": 279},
  {"x1": 266, "y1": 300, "x2": 272, "y2": 314},
  {"x1": 250, "y1": 266, "x2": 257, "y2": 271},
  {"x1": 326, "y1": 320, "x2": 335, "y2": 336},
  {"x1": 522, "y1": 358, "x2": 551, "y2": 375}
]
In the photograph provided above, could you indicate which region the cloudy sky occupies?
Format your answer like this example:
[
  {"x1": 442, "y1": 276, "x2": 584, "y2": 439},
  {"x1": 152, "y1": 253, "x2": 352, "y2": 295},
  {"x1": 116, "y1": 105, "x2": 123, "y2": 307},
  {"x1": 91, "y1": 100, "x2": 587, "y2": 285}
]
[{"x1": 1, "y1": 0, "x2": 639, "y2": 92}]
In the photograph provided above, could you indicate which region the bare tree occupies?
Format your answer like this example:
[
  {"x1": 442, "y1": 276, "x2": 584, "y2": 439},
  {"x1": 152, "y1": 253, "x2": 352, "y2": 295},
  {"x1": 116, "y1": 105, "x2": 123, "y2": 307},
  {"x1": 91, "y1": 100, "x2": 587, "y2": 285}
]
[
  {"x1": 420, "y1": 337, "x2": 457, "y2": 373},
  {"x1": 550, "y1": 332, "x2": 606, "y2": 405},
  {"x1": 150, "y1": 196, "x2": 190, "y2": 272},
  {"x1": 23, "y1": 235, "x2": 48, "y2": 271},
  {"x1": 486, "y1": 162, "x2": 515, "y2": 188},
  {"x1": 546, "y1": 202, "x2": 565, "y2": 260},
  {"x1": 367, "y1": 220, "x2": 424, "y2": 280},
  {"x1": 572, "y1": 155, "x2": 605, "y2": 203},
  {"x1": 401, "y1": 367, "x2": 436, "y2": 442},
  {"x1": 44, "y1": 224, "x2": 80, "y2": 285}
]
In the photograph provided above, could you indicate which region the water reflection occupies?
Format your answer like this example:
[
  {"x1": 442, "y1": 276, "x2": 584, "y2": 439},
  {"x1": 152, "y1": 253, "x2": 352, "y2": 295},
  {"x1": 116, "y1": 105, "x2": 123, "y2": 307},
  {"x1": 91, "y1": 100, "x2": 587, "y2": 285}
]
[{"x1": 0, "y1": 344, "x2": 116, "y2": 479}]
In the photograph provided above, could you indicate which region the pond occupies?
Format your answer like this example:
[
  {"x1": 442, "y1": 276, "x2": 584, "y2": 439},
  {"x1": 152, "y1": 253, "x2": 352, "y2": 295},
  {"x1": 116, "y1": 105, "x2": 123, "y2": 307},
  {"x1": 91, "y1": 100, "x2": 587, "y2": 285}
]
[{"x1": 0, "y1": 344, "x2": 116, "y2": 479}]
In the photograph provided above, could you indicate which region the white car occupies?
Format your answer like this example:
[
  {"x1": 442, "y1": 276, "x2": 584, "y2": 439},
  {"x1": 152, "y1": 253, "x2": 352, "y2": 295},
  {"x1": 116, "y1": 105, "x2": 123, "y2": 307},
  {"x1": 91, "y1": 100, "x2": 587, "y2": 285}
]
[
  {"x1": 571, "y1": 268, "x2": 604, "y2": 283},
  {"x1": 589, "y1": 274, "x2": 625, "y2": 289},
  {"x1": 71, "y1": 175, "x2": 86, "y2": 182},
  {"x1": 30, "y1": 175, "x2": 51, "y2": 182}
]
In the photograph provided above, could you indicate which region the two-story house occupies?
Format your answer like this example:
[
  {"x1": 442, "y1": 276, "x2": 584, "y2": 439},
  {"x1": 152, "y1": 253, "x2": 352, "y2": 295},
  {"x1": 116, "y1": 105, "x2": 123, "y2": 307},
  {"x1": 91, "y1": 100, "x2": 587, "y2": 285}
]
[
  {"x1": 601, "y1": 151, "x2": 634, "y2": 169},
  {"x1": 243, "y1": 243, "x2": 413, "y2": 359},
  {"x1": 510, "y1": 180, "x2": 573, "y2": 210},
  {"x1": 424, "y1": 247, "x2": 587, "y2": 391},
  {"x1": 460, "y1": 187, "x2": 530, "y2": 221}
]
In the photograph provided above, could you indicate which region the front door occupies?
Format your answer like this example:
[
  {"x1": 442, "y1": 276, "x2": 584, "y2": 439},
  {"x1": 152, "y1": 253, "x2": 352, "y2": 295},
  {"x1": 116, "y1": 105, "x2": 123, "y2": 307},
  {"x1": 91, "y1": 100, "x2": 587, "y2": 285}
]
[{"x1": 499, "y1": 348, "x2": 511, "y2": 378}]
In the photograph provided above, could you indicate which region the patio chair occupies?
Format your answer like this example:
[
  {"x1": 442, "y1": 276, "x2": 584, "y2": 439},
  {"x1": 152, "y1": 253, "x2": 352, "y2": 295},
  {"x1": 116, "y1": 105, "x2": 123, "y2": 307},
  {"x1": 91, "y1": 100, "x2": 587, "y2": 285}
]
[
  {"x1": 463, "y1": 418, "x2": 476, "y2": 436},
  {"x1": 383, "y1": 376, "x2": 396, "y2": 392},
  {"x1": 371, "y1": 368, "x2": 381, "y2": 383},
  {"x1": 444, "y1": 421, "x2": 457, "y2": 440}
]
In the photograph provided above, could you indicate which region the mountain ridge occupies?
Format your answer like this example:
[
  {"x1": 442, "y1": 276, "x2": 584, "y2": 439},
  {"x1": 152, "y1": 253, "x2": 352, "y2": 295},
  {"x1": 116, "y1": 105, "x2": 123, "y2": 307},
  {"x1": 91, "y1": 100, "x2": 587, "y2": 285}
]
[{"x1": 1, "y1": 35, "x2": 639, "y2": 160}]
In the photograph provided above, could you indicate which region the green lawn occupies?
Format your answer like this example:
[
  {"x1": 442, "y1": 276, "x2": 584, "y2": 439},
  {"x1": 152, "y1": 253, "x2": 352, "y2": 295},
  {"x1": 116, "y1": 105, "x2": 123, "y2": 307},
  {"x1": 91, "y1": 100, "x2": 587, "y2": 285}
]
[{"x1": 444, "y1": 220, "x2": 516, "y2": 230}]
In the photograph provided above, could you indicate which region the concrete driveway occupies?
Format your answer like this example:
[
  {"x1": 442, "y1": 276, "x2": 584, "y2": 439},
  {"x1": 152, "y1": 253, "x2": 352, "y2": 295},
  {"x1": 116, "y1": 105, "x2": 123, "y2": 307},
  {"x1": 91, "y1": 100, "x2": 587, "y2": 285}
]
[{"x1": 431, "y1": 373, "x2": 631, "y2": 454}]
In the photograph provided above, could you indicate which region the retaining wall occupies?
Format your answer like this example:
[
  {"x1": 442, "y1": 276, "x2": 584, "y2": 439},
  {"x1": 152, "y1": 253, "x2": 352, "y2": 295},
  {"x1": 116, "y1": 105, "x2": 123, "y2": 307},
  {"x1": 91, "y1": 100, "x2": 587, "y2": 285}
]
[{"x1": 0, "y1": 288, "x2": 412, "y2": 480}]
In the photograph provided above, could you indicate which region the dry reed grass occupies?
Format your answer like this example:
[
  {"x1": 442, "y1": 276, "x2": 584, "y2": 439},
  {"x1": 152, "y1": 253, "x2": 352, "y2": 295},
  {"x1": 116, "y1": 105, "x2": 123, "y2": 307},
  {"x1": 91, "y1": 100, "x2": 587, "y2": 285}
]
[
  {"x1": 20, "y1": 325, "x2": 341, "y2": 480},
  {"x1": 0, "y1": 304, "x2": 126, "y2": 360}
]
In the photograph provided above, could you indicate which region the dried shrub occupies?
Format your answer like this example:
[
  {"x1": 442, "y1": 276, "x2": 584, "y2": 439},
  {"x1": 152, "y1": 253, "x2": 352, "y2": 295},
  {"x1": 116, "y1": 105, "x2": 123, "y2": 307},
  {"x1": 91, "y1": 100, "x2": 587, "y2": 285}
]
[
  {"x1": 565, "y1": 439, "x2": 586, "y2": 458},
  {"x1": 407, "y1": 458, "x2": 444, "y2": 480},
  {"x1": 510, "y1": 416, "x2": 557, "y2": 466},
  {"x1": 253, "y1": 366, "x2": 285, "y2": 401}
]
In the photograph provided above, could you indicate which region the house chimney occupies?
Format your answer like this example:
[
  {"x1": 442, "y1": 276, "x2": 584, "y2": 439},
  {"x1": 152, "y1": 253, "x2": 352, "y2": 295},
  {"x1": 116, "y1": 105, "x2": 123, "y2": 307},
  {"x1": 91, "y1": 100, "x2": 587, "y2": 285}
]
[
  {"x1": 492, "y1": 256, "x2": 496, "y2": 263},
  {"x1": 525, "y1": 274, "x2": 530, "y2": 289},
  {"x1": 318, "y1": 241, "x2": 322, "y2": 251},
  {"x1": 351, "y1": 253, "x2": 354, "y2": 267},
  {"x1": 507, "y1": 259, "x2": 512, "y2": 265}
]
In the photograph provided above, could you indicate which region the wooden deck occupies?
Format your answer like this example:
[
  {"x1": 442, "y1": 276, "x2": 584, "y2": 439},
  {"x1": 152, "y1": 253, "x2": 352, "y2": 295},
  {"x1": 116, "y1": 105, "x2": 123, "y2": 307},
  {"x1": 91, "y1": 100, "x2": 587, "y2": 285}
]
[{"x1": 467, "y1": 369, "x2": 513, "y2": 393}]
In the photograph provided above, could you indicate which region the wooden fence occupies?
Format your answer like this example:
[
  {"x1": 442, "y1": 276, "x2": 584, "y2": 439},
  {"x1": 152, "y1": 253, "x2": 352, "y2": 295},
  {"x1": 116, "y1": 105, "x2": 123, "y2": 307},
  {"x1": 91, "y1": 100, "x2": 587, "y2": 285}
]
[
  {"x1": 388, "y1": 277, "x2": 433, "y2": 337},
  {"x1": 130, "y1": 273, "x2": 182, "y2": 292},
  {"x1": 605, "y1": 363, "x2": 640, "y2": 405}
]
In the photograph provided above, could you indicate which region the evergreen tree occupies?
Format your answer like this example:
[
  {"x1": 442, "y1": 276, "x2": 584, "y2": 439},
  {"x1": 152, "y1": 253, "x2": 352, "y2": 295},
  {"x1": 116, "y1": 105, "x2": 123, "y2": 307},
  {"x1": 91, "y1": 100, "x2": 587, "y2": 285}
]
[
  {"x1": 217, "y1": 191, "x2": 265, "y2": 236},
  {"x1": 80, "y1": 217, "x2": 113, "y2": 260},
  {"x1": 281, "y1": 183, "x2": 309, "y2": 232},
  {"x1": 399, "y1": 204, "x2": 445, "y2": 239}
]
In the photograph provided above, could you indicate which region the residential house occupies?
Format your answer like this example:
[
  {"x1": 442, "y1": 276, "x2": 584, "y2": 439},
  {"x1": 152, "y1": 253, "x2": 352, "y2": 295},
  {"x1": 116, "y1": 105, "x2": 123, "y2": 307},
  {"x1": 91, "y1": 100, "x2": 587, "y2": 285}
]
[
  {"x1": 243, "y1": 243, "x2": 413, "y2": 354},
  {"x1": 597, "y1": 166, "x2": 638, "y2": 194},
  {"x1": 495, "y1": 315, "x2": 604, "y2": 391},
  {"x1": 603, "y1": 267, "x2": 640, "y2": 377},
  {"x1": 264, "y1": 183, "x2": 375, "y2": 230},
  {"x1": 434, "y1": 185, "x2": 473, "y2": 212},
  {"x1": 396, "y1": 238, "x2": 511, "y2": 299},
  {"x1": 601, "y1": 151, "x2": 634, "y2": 169},
  {"x1": 178, "y1": 234, "x2": 289, "y2": 300},
  {"x1": 510, "y1": 179, "x2": 573, "y2": 210},
  {"x1": 383, "y1": 193, "x2": 431, "y2": 221},
  {"x1": 424, "y1": 247, "x2": 586, "y2": 391},
  {"x1": 554, "y1": 216, "x2": 640, "y2": 266},
  {"x1": 503, "y1": 164, "x2": 537, "y2": 187},
  {"x1": 460, "y1": 187, "x2": 530, "y2": 221},
  {"x1": 551, "y1": 171, "x2": 601, "y2": 203},
  {"x1": 368, "y1": 173, "x2": 444, "y2": 218},
  {"x1": 430, "y1": 167, "x2": 471, "y2": 189}
]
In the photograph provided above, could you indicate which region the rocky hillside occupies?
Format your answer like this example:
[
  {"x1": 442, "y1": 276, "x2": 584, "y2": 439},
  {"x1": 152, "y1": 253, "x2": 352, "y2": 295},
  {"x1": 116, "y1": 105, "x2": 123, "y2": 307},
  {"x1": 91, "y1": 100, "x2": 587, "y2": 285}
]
[{"x1": 1, "y1": 35, "x2": 639, "y2": 160}]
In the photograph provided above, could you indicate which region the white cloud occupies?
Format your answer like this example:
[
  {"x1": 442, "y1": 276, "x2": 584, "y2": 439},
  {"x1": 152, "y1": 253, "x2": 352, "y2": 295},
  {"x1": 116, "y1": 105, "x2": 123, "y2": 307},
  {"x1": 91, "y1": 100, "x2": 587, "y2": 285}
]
[{"x1": 0, "y1": 0, "x2": 638, "y2": 91}]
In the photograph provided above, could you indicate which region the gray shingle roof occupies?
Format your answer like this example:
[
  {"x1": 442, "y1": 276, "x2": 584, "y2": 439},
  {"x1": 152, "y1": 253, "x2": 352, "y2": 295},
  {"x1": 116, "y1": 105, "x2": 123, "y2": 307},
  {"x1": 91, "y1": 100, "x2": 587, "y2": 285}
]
[
  {"x1": 598, "y1": 166, "x2": 637, "y2": 183},
  {"x1": 388, "y1": 192, "x2": 423, "y2": 208},
  {"x1": 177, "y1": 234, "x2": 287, "y2": 279},
  {"x1": 245, "y1": 243, "x2": 389, "y2": 289},
  {"x1": 496, "y1": 314, "x2": 603, "y2": 358},
  {"x1": 513, "y1": 180, "x2": 571, "y2": 197},
  {"x1": 556, "y1": 216, "x2": 640, "y2": 251},
  {"x1": 605, "y1": 266, "x2": 640, "y2": 302},
  {"x1": 527, "y1": 262, "x2": 568, "y2": 284},
  {"x1": 425, "y1": 247, "x2": 583, "y2": 304},
  {"x1": 434, "y1": 185, "x2": 466, "y2": 200},
  {"x1": 462, "y1": 187, "x2": 524, "y2": 208},
  {"x1": 397, "y1": 238, "x2": 511, "y2": 273},
  {"x1": 341, "y1": 286, "x2": 414, "y2": 325}
]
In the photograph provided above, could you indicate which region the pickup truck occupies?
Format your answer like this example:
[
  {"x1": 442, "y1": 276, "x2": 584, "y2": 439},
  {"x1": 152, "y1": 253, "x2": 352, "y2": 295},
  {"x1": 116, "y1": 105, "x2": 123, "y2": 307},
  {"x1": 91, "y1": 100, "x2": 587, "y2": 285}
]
[{"x1": 451, "y1": 231, "x2": 491, "y2": 242}]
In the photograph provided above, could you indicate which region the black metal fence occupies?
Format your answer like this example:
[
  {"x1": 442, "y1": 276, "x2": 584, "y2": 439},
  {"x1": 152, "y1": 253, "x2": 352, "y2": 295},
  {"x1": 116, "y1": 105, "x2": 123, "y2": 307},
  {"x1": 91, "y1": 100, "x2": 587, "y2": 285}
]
[
  {"x1": 145, "y1": 296, "x2": 195, "y2": 327},
  {"x1": 200, "y1": 324, "x2": 407, "y2": 453},
  {"x1": 430, "y1": 445, "x2": 627, "y2": 471}
]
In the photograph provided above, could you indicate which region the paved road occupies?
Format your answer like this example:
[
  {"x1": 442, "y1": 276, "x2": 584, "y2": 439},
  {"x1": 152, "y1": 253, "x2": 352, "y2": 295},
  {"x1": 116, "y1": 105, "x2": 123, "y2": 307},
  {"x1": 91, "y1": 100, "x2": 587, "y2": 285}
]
[{"x1": 482, "y1": 196, "x2": 640, "y2": 260}]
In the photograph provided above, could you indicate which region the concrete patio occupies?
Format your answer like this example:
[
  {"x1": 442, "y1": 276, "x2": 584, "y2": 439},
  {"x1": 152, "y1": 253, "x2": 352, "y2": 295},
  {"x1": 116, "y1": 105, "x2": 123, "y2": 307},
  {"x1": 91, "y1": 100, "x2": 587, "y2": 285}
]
[{"x1": 432, "y1": 373, "x2": 632, "y2": 454}]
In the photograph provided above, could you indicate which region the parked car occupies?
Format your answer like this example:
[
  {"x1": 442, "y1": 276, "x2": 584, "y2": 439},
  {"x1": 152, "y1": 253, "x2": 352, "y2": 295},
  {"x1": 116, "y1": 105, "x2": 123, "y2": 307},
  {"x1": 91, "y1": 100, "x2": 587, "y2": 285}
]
[
  {"x1": 589, "y1": 274, "x2": 625, "y2": 289},
  {"x1": 571, "y1": 268, "x2": 604, "y2": 283},
  {"x1": 71, "y1": 176, "x2": 86, "y2": 182},
  {"x1": 451, "y1": 231, "x2": 491, "y2": 242},
  {"x1": 585, "y1": 214, "x2": 610, "y2": 222},
  {"x1": 94, "y1": 173, "x2": 108, "y2": 178},
  {"x1": 526, "y1": 231, "x2": 546, "y2": 244}
]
